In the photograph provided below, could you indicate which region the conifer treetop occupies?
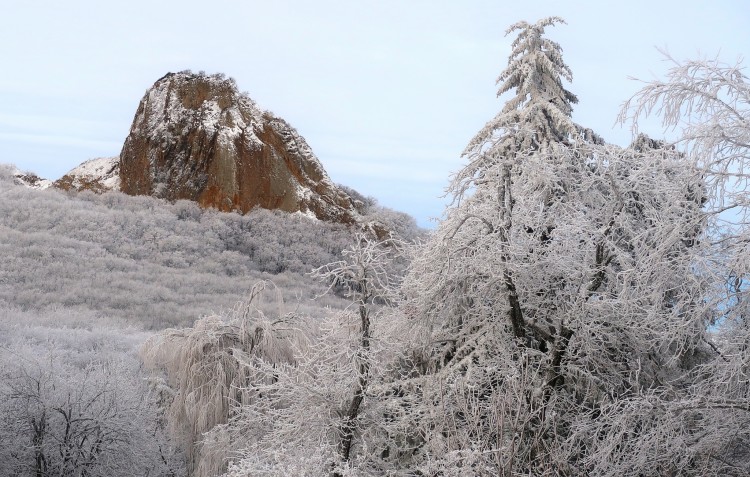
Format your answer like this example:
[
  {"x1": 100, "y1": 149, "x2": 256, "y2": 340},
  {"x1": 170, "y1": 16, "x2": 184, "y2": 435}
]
[{"x1": 464, "y1": 17, "x2": 580, "y2": 158}]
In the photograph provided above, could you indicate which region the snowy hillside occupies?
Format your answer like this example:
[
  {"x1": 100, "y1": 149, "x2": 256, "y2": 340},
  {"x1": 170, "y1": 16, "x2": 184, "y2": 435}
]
[{"x1": 0, "y1": 169, "x2": 353, "y2": 327}]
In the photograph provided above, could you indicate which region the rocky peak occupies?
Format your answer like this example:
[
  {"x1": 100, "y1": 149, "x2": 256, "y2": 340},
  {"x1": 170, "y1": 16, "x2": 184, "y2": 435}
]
[{"x1": 118, "y1": 71, "x2": 357, "y2": 223}]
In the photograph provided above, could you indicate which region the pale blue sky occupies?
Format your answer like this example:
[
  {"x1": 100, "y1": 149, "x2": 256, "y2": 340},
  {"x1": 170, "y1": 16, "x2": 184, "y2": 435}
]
[{"x1": 2, "y1": 0, "x2": 748, "y2": 227}]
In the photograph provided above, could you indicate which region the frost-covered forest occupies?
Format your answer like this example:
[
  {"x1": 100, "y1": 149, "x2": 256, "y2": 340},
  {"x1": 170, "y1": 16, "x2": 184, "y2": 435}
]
[
  {"x1": 0, "y1": 167, "x2": 418, "y2": 327},
  {"x1": 3, "y1": 16, "x2": 750, "y2": 477},
  {"x1": 0, "y1": 164, "x2": 419, "y2": 476}
]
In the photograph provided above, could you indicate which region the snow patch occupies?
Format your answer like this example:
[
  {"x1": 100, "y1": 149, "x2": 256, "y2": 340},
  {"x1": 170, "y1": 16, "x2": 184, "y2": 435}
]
[
  {"x1": 61, "y1": 157, "x2": 120, "y2": 191},
  {"x1": 8, "y1": 165, "x2": 53, "y2": 190}
]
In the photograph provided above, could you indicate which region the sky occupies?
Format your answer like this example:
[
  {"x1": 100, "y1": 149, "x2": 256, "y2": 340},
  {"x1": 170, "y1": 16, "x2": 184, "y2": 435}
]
[{"x1": 1, "y1": 1, "x2": 749, "y2": 228}]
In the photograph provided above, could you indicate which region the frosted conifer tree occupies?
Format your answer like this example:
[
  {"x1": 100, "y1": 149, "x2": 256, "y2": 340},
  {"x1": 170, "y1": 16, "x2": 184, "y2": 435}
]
[
  {"x1": 463, "y1": 17, "x2": 579, "y2": 158},
  {"x1": 394, "y1": 18, "x2": 711, "y2": 475}
]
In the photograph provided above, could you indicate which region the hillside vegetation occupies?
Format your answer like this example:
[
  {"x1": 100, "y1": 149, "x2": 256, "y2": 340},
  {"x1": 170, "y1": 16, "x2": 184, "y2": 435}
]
[{"x1": 0, "y1": 167, "x2": 420, "y2": 328}]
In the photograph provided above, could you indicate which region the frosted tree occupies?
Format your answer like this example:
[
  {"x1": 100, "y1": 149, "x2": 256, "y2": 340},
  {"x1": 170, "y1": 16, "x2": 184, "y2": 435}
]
[
  {"x1": 588, "y1": 52, "x2": 750, "y2": 476},
  {"x1": 224, "y1": 233, "x2": 407, "y2": 476},
  {"x1": 394, "y1": 18, "x2": 712, "y2": 475},
  {"x1": 0, "y1": 349, "x2": 181, "y2": 477},
  {"x1": 141, "y1": 281, "x2": 306, "y2": 477},
  {"x1": 463, "y1": 17, "x2": 580, "y2": 158}
]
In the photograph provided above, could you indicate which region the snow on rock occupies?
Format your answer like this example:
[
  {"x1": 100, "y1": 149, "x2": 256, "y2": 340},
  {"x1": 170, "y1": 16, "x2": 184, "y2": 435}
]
[
  {"x1": 55, "y1": 157, "x2": 120, "y2": 193},
  {"x1": 11, "y1": 168, "x2": 53, "y2": 190},
  {"x1": 118, "y1": 71, "x2": 358, "y2": 224}
]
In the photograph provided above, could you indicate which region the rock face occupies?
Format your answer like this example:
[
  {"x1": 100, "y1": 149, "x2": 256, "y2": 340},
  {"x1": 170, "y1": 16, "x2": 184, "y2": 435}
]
[
  {"x1": 119, "y1": 72, "x2": 357, "y2": 223},
  {"x1": 54, "y1": 157, "x2": 120, "y2": 193}
]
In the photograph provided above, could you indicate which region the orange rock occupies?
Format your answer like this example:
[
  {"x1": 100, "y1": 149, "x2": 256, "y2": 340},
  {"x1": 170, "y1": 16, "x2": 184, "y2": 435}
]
[{"x1": 119, "y1": 72, "x2": 358, "y2": 224}]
